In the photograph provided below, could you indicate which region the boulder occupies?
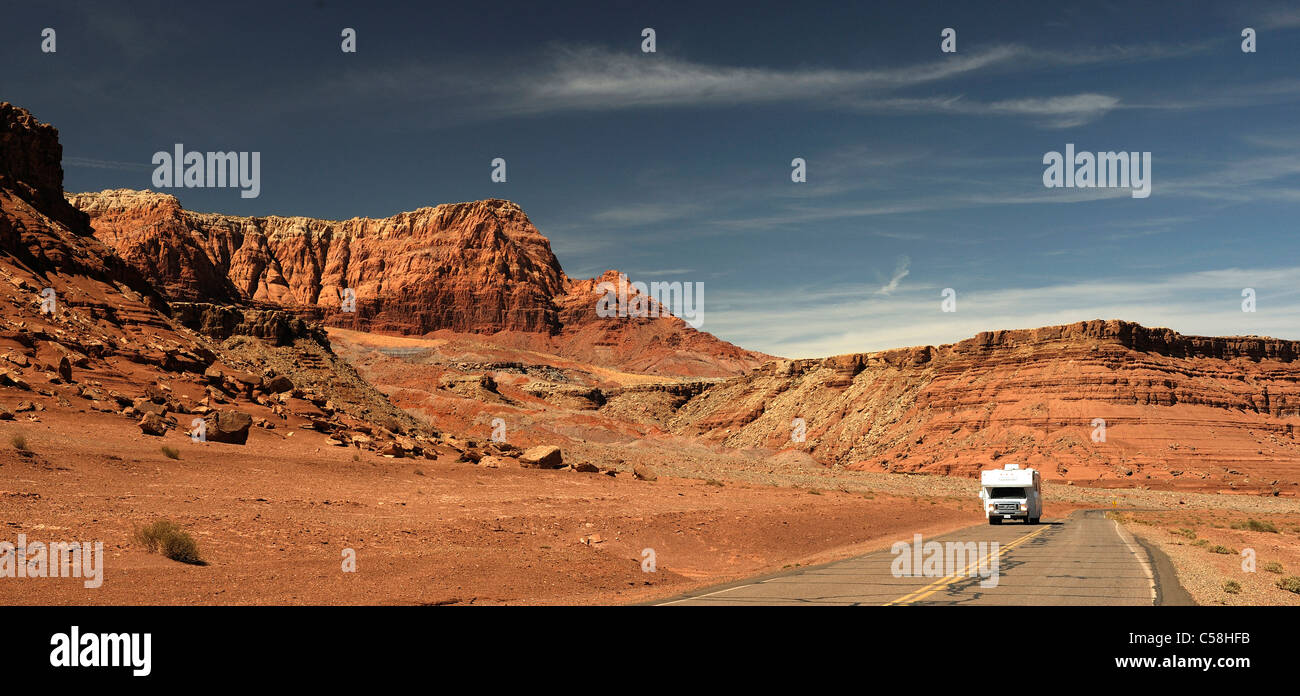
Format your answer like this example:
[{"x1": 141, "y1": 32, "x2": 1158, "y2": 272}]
[
  {"x1": 202, "y1": 410, "x2": 253, "y2": 445},
  {"x1": 518, "y1": 445, "x2": 563, "y2": 469},
  {"x1": 633, "y1": 464, "x2": 658, "y2": 481},
  {"x1": 138, "y1": 412, "x2": 168, "y2": 436},
  {"x1": 478, "y1": 455, "x2": 514, "y2": 469},
  {"x1": 0, "y1": 370, "x2": 31, "y2": 390},
  {"x1": 349, "y1": 433, "x2": 373, "y2": 448},
  {"x1": 203, "y1": 365, "x2": 224, "y2": 385},
  {"x1": 143, "y1": 383, "x2": 169, "y2": 403},
  {"x1": 262, "y1": 375, "x2": 294, "y2": 394},
  {"x1": 226, "y1": 372, "x2": 260, "y2": 398},
  {"x1": 133, "y1": 398, "x2": 167, "y2": 417}
]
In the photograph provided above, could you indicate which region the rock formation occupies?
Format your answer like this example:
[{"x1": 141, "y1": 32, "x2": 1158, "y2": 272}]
[
  {"x1": 69, "y1": 190, "x2": 770, "y2": 377},
  {"x1": 0, "y1": 103, "x2": 445, "y2": 459},
  {"x1": 670, "y1": 319, "x2": 1300, "y2": 494}
]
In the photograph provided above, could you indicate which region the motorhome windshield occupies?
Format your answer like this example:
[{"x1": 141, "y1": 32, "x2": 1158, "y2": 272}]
[{"x1": 987, "y1": 487, "x2": 1027, "y2": 498}]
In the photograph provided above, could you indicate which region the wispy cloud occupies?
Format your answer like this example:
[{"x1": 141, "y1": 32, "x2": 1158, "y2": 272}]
[
  {"x1": 1261, "y1": 7, "x2": 1300, "y2": 29},
  {"x1": 63, "y1": 157, "x2": 152, "y2": 171},
  {"x1": 502, "y1": 45, "x2": 1022, "y2": 114},
  {"x1": 876, "y1": 256, "x2": 911, "y2": 296},
  {"x1": 842, "y1": 93, "x2": 1122, "y2": 128},
  {"x1": 589, "y1": 201, "x2": 708, "y2": 227},
  {"x1": 632, "y1": 268, "x2": 695, "y2": 277},
  {"x1": 487, "y1": 46, "x2": 1135, "y2": 128},
  {"x1": 705, "y1": 266, "x2": 1300, "y2": 358},
  {"x1": 1125, "y1": 78, "x2": 1300, "y2": 111},
  {"x1": 308, "y1": 42, "x2": 1219, "y2": 129}
]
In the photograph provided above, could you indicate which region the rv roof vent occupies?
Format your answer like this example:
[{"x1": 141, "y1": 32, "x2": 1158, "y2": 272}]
[{"x1": 1004, "y1": 463, "x2": 1020, "y2": 470}]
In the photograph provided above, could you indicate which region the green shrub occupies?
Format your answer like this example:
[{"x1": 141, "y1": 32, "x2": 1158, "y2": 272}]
[
  {"x1": 134, "y1": 520, "x2": 203, "y2": 565},
  {"x1": 160, "y1": 446, "x2": 181, "y2": 460},
  {"x1": 1231, "y1": 519, "x2": 1278, "y2": 533},
  {"x1": 1224, "y1": 580, "x2": 1242, "y2": 594},
  {"x1": 1209, "y1": 545, "x2": 1236, "y2": 555},
  {"x1": 1276, "y1": 576, "x2": 1300, "y2": 594},
  {"x1": 1171, "y1": 528, "x2": 1196, "y2": 540},
  {"x1": 1263, "y1": 561, "x2": 1285, "y2": 574}
]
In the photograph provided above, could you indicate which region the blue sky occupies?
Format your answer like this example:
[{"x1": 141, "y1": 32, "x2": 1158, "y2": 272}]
[{"x1": 5, "y1": 1, "x2": 1300, "y2": 357}]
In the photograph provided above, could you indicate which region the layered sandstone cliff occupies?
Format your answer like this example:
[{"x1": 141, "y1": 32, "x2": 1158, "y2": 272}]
[
  {"x1": 670, "y1": 319, "x2": 1300, "y2": 493},
  {"x1": 70, "y1": 190, "x2": 770, "y2": 377},
  {"x1": 69, "y1": 190, "x2": 566, "y2": 332}
]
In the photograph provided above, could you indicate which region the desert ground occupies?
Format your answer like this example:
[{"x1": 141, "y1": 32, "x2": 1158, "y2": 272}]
[
  {"x1": 4, "y1": 397, "x2": 1298, "y2": 605},
  {"x1": 1, "y1": 404, "x2": 984, "y2": 605},
  {"x1": 1113, "y1": 509, "x2": 1300, "y2": 606}
]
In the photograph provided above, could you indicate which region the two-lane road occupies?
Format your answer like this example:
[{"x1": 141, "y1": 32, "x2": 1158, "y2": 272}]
[{"x1": 658, "y1": 510, "x2": 1190, "y2": 606}]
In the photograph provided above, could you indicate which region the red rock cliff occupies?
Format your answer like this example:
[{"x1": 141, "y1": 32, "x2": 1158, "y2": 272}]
[
  {"x1": 672, "y1": 319, "x2": 1300, "y2": 493},
  {"x1": 70, "y1": 190, "x2": 772, "y2": 377}
]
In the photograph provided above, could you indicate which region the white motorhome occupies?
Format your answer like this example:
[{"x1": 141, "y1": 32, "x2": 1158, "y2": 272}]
[{"x1": 979, "y1": 463, "x2": 1042, "y2": 525}]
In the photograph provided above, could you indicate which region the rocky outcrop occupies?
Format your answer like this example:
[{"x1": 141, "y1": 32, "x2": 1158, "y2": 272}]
[
  {"x1": 1, "y1": 107, "x2": 164, "y2": 300},
  {"x1": 0, "y1": 102, "x2": 88, "y2": 234},
  {"x1": 0, "y1": 103, "x2": 444, "y2": 462},
  {"x1": 169, "y1": 302, "x2": 328, "y2": 347},
  {"x1": 543, "y1": 270, "x2": 770, "y2": 376},
  {"x1": 1, "y1": 104, "x2": 201, "y2": 378}
]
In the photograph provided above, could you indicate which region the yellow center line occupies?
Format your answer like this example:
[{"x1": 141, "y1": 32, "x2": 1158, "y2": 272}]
[
  {"x1": 884, "y1": 530, "x2": 1031, "y2": 607},
  {"x1": 883, "y1": 524, "x2": 1051, "y2": 606}
]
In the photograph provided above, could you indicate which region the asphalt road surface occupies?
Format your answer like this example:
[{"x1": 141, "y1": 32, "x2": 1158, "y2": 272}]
[{"x1": 658, "y1": 509, "x2": 1191, "y2": 606}]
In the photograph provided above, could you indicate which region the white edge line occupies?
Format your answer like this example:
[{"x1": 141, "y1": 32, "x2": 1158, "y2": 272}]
[
  {"x1": 1112, "y1": 518, "x2": 1157, "y2": 605},
  {"x1": 654, "y1": 582, "x2": 759, "y2": 606}
]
